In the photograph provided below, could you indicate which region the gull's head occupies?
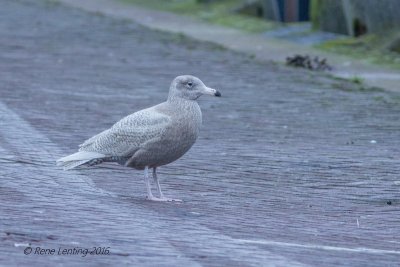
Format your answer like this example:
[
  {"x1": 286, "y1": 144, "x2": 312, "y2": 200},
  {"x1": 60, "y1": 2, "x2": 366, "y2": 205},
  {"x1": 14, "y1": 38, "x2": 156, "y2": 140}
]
[{"x1": 168, "y1": 75, "x2": 221, "y2": 101}]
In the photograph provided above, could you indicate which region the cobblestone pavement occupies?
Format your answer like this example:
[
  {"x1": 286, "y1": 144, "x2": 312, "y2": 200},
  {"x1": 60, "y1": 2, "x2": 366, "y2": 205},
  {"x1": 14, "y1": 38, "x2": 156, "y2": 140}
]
[{"x1": 1, "y1": 0, "x2": 400, "y2": 266}]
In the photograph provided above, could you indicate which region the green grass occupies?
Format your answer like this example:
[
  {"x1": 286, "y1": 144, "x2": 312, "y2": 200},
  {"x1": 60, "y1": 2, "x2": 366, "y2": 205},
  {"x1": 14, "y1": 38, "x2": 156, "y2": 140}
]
[
  {"x1": 349, "y1": 75, "x2": 364, "y2": 84},
  {"x1": 315, "y1": 33, "x2": 400, "y2": 69},
  {"x1": 121, "y1": 0, "x2": 278, "y2": 33}
]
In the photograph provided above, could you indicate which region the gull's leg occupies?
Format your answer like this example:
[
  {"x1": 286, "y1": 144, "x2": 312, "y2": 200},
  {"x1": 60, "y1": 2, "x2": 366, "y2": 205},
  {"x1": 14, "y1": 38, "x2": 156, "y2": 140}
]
[
  {"x1": 144, "y1": 166, "x2": 157, "y2": 201},
  {"x1": 152, "y1": 167, "x2": 182, "y2": 202},
  {"x1": 153, "y1": 167, "x2": 164, "y2": 198}
]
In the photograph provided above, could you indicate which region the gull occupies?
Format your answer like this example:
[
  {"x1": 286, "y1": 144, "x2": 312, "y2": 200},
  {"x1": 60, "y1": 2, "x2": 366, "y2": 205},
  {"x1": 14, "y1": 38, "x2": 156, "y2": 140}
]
[{"x1": 57, "y1": 75, "x2": 221, "y2": 201}]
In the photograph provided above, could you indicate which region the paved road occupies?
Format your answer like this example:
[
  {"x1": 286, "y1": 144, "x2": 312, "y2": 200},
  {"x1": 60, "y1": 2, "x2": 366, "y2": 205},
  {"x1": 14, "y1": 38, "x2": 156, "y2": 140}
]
[{"x1": 1, "y1": 0, "x2": 400, "y2": 266}]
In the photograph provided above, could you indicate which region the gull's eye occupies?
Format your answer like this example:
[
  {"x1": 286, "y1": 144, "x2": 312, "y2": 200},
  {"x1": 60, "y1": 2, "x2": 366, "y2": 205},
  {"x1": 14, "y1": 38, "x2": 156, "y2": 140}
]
[{"x1": 187, "y1": 82, "x2": 193, "y2": 87}]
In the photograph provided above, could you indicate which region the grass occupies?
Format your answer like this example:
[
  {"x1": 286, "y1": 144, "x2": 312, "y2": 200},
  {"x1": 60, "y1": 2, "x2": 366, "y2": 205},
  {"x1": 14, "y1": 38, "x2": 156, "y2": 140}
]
[
  {"x1": 315, "y1": 32, "x2": 400, "y2": 69},
  {"x1": 349, "y1": 76, "x2": 364, "y2": 84},
  {"x1": 120, "y1": 0, "x2": 278, "y2": 33},
  {"x1": 324, "y1": 74, "x2": 386, "y2": 92}
]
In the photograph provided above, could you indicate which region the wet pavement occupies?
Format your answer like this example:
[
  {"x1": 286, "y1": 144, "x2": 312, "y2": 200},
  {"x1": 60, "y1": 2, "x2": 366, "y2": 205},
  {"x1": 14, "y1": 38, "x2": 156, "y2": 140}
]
[
  {"x1": 263, "y1": 23, "x2": 346, "y2": 45},
  {"x1": 1, "y1": 0, "x2": 400, "y2": 266}
]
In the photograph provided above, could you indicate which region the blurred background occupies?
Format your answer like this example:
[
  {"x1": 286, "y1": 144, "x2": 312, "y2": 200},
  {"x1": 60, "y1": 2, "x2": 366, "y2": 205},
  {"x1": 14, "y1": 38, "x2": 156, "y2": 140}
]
[{"x1": 125, "y1": 0, "x2": 400, "y2": 68}]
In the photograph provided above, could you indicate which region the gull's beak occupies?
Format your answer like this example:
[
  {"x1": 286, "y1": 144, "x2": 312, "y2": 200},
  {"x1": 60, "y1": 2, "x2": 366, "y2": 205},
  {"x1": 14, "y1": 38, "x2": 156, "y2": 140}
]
[{"x1": 203, "y1": 86, "x2": 222, "y2": 97}]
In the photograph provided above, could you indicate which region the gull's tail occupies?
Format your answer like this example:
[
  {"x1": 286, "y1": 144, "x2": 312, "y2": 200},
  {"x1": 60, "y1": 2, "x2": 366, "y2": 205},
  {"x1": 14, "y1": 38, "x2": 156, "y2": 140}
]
[{"x1": 56, "y1": 151, "x2": 105, "y2": 170}]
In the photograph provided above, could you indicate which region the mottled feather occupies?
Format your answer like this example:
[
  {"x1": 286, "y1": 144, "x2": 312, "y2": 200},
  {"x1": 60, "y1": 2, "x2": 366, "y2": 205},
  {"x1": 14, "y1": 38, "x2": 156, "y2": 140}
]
[
  {"x1": 78, "y1": 105, "x2": 170, "y2": 157},
  {"x1": 57, "y1": 75, "x2": 220, "y2": 173}
]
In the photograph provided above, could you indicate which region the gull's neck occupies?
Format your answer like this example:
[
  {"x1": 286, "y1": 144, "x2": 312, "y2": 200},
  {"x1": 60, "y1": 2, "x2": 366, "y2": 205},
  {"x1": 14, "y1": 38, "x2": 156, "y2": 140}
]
[
  {"x1": 167, "y1": 95, "x2": 197, "y2": 106},
  {"x1": 166, "y1": 96, "x2": 201, "y2": 118}
]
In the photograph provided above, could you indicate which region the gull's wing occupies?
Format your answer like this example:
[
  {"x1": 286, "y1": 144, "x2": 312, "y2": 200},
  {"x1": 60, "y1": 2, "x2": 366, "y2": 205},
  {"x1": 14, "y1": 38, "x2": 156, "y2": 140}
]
[{"x1": 79, "y1": 106, "x2": 170, "y2": 157}]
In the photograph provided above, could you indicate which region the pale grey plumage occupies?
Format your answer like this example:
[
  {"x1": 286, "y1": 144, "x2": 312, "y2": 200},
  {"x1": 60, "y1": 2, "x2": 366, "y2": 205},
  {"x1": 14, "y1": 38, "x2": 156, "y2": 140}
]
[{"x1": 57, "y1": 75, "x2": 221, "y2": 201}]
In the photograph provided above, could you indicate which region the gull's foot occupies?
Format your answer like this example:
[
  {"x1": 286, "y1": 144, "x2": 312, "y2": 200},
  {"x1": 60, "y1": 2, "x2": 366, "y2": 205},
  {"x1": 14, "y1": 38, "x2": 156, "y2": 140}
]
[
  {"x1": 146, "y1": 196, "x2": 182, "y2": 202},
  {"x1": 160, "y1": 196, "x2": 182, "y2": 202}
]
